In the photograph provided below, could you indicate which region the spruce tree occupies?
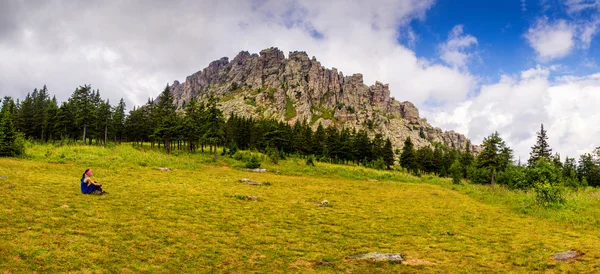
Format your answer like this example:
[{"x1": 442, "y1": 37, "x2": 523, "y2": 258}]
[
  {"x1": 382, "y1": 138, "x2": 395, "y2": 169},
  {"x1": 477, "y1": 132, "x2": 512, "y2": 185},
  {"x1": 153, "y1": 85, "x2": 178, "y2": 154},
  {"x1": 112, "y1": 98, "x2": 126, "y2": 143},
  {"x1": 202, "y1": 96, "x2": 224, "y2": 161},
  {"x1": 400, "y1": 137, "x2": 417, "y2": 174},
  {"x1": 0, "y1": 97, "x2": 22, "y2": 157},
  {"x1": 528, "y1": 123, "x2": 552, "y2": 166}
]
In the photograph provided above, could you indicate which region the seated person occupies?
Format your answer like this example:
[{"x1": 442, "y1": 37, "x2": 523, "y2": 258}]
[{"x1": 80, "y1": 169, "x2": 107, "y2": 195}]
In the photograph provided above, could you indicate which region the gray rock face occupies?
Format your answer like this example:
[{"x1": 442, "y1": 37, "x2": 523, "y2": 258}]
[{"x1": 169, "y1": 47, "x2": 478, "y2": 152}]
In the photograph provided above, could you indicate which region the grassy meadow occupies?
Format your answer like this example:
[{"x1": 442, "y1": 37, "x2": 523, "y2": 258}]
[{"x1": 2, "y1": 144, "x2": 600, "y2": 273}]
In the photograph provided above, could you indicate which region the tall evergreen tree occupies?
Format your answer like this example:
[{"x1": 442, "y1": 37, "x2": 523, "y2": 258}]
[
  {"x1": 528, "y1": 123, "x2": 552, "y2": 166},
  {"x1": 477, "y1": 132, "x2": 511, "y2": 185},
  {"x1": 112, "y1": 98, "x2": 126, "y2": 143},
  {"x1": 202, "y1": 96, "x2": 224, "y2": 161},
  {"x1": 153, "y1": 85, "x2": 178, "y2": 154},
  {"x1": 382, "y1": 138, "x2": 395, "y2": 169},
  {"x1": 0, "y1": 97, "x2": 23, "y2": 157},
  {"x1": 400, "y1": 137, "x2": 417, "y2": 174}
]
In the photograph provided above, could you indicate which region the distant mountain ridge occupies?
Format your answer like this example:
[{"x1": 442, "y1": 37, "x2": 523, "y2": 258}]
[{"x1": 168, "y1": 47, "x2": 476, "y2": 152}]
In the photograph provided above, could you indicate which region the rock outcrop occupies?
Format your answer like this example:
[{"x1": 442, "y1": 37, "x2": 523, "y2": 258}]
[{"x1": 169, "y1": 47, "x2": 478, "y2": 152}]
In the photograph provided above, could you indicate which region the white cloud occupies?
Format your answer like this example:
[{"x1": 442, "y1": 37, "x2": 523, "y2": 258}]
[
  {"x1": 564, "y1": 0, "x2": 600, "y2": 14},
  {"x1": 439, "y1": 25, "x2": 478, "y2": 69},
  {"x1": 0, "y1": 0, "x2": 478, "y2": 108},
  {"x1": 525, "y1": 17, "x2": 575, "y2": 61},
  {"x1": 428, "y1": 66, "x2": 600, "y2": 162},
  {"x1": 579, "y1": 18, "x2": 600, "y2": 49}
]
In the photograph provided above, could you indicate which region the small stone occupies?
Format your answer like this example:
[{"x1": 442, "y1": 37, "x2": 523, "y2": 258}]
[
  {"x1": 158, "y1": 167, "x2": 171, "y2": 171},
  {"x1": 346, "y1": 252, "x2": 404, "y2": 263},
  {"x1": 553, "y1": 250, "x2": 583, "y2": 261},
  {"x1": 0, "y1": 176, "x2": 7, "y2": 179},
  {"x1": 240, "y1": 178, "x2": 262, "y2": 185},
  {"x1": 318, "y1": 200, "x2": 330, "y2": 207},
  {"x1": 248, "y1": 195, "x2": 258, "y2": 201},
  {"x1": 27, "y1": 227, "x2": 31, "y2": 230},
  {"x1": 8, "y1": 184, "x2": 15, "y2": 188},
  {"x1": 60, "y1": 204, "x2": 70, "y2": 208}
]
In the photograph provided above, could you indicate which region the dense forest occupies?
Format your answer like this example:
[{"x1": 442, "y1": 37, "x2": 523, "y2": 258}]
[{"x1": 1, "y1": 85, "x2": 599, "y2": 195}]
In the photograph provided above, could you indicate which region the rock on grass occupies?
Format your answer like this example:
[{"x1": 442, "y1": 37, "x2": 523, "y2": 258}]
[
  {"x1": 346, "y1": 252, "x2": 405, "y2": 263},
  {"x1": 553, "y1": 250, "x2": 583, "y2": 261}
]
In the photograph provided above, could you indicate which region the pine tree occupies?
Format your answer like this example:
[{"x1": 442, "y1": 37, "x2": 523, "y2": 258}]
[
  {"x1": 313, "y1": 123, "x2": 326, "y2": 158},
  {"x1": 202, "y1": 96, "x2": 224, "y2": 161},
  {"x1": 0, "y1": 97, "x2": 23, "y2": 157},
  {"x1": 528, "y1": 123, "x2": 552, "y2": 166},
  {"x1": 460, "y1": 140, "x2": 475, "y2": 178},
  {"x1": 112, "y1": 98, "x2": 126, "y2": 144},
  {"x1": 400, "y1": 137, "x2": 417, "y2": 174},
  {"x1": 477, "y1": 132, "x2": 511, "y2": 185},
  {"x1": 153, "y1": 85, "x2": 178, "y2": 154},
  {"x1": 382, "y1": 138, "x2": 395, "y2": 169}
]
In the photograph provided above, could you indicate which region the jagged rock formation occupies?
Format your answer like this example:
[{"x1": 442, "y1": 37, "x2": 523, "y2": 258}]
[{"x1": 169, "y1": 47, "x2": 477, "y2": 152}]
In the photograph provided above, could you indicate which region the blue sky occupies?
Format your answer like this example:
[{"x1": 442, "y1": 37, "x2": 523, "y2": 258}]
[{"x1": 408, "y1": 0, "x2": 599, "y2": 82}]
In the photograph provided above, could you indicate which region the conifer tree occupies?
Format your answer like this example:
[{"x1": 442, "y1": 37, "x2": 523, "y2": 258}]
[
  {"x1": 528, "y1": 123, "x2": 552, "y2": 166},
  {"x1": 382, "y1": 138, "x2": 395, "y2": 169},
  {"x1": 112, "y1": 98, "x2": 126, "y2": 144},
  {"x1": 400, "y1": 137, "x2": 417, "y2": 174},
  {"x1": 477, "y1": 132, "x2": 511, "y2": 185},
  {"x1": 202, "y1": 96, "x2": 224, "y2": 161},
  {"x1": 153, "y1": 85, "x2": 178, "y2": 154}
]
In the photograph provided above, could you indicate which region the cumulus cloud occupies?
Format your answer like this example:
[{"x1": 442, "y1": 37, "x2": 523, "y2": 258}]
[
  {"x1": 439, "y1": 25, "x2": 478, "y2": 69},
  {"x1": 0, "y1": 0, "x2": 477, "y2": 108},
  {"x1": 428, "y1": 66, "x2": 600, "y2": 161},
  {"x1": 525, "y1": 17, "x2": 575, "y2": 61}
]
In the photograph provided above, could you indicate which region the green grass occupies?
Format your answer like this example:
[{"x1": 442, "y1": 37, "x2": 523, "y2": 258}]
[
  {"x1": 2, "y1": 144, "x2": 600, "y2": 272},
  {"x1": 285, "y1": 98, "x2": 296, "y2": 121}
]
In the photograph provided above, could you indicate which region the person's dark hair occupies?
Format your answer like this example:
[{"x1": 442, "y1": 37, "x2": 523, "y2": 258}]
[{"x1": 82, "y1": 169, "x2": 90, "y2": 180}]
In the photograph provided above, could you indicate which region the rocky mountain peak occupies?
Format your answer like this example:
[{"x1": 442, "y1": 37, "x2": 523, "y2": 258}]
[{"x1": 168, "y1": 47, "x2": 478, "y2": 152}]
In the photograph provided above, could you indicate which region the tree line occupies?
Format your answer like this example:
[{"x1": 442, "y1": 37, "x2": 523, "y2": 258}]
[
  {"x1": 399, "y1": 124, "x2": 600, "y2": 191},
  {"x1": 3, "y1": 84, "x2": 600, "y2": 191},
  {"x1": 0, "y1": 85, "x2": 401, "y2": 167}
]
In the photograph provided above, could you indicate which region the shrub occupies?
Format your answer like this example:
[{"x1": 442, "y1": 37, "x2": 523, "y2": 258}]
[
  {"x1": 449, "y1": 159, "x2": 462, "y2": 184},
  {"x1": 527, "y1": 158, "x2": 560, "y2": 186},
  {"x1": 534, "y1": 180, "x2": 565, "y2": 207},
  {"x1": 467, "y1": 165, "x2": 491, "y2": 184},
  {"x1": 245, "y1": 155, "x2": 261, "y2": 169},
  {"x1": 305, "y1": 155, "x2": 315, "y2": 166},
  {"x1": 497, "y1": 165, "x2": 528, "y2": 189}
]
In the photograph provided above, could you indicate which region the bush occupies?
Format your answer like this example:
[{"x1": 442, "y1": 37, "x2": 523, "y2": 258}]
[
  {"x1": 449, "y1": 159, "x2": 462, "y2": 184},
  {"x1": 227, "y1": 142, "x2": 238, "y2": 156},
  {"x1": 497, "y1": 165, "x2": 528, "y2": 189},
  {"x1": 467, "y1": 166, "x2": 491, "y2": 184},
  {"x1": 369, "y1": 158, "x2": 386, "y2": 170},
  {"x1": 305, "y1": 155, "x2": 315, "y2": 166},
  {"x1": 534, "y1": 180, "x2": 565, "y2": 207},
  {"x1": 245, "y1": 155, "x2": 261, "y2": 169},
  {"x1": 527, "y1": 158, "x2": 560, "y2": 186}
]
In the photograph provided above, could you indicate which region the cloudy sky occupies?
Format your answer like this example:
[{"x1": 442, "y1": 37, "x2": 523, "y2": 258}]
[{"x1": 1, "y1": 0, "x2": 600, "y2": 161}]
